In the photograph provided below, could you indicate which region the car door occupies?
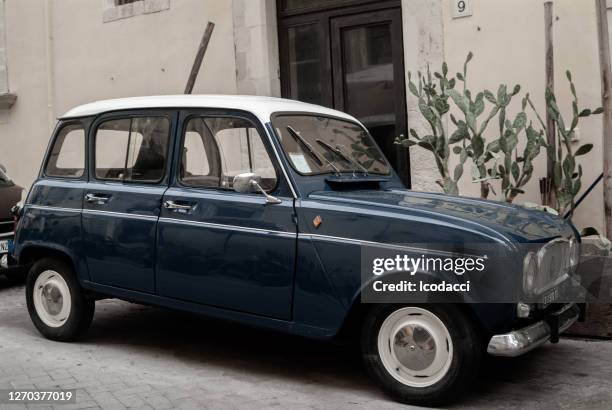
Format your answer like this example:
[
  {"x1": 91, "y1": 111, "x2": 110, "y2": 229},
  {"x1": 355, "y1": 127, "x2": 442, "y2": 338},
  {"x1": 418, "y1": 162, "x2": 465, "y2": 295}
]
[
  {"x1": 156, "y1": 110, "x2": 297, "y2": 320},
  {"x1": 82, "y1": 110, "x2": 176, "y2": 293}
]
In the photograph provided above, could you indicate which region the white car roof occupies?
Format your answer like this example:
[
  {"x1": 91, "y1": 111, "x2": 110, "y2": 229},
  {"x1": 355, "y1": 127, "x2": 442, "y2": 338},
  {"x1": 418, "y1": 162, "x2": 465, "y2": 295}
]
[{"x1": 60, "y1": 94, "x2": 357, "y2": 123}]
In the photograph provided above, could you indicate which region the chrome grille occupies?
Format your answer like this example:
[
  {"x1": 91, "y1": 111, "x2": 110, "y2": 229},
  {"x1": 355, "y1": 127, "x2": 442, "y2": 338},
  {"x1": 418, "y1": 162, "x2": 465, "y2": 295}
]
[{"x1": 535, "y1": 238, "x2": 570, "y2": 293}]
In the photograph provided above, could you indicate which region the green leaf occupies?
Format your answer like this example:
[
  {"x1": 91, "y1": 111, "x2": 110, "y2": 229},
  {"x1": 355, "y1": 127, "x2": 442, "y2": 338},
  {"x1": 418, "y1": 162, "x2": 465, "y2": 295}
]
[
  {"x1": 444, "y1": 179, "x2": 458, "y2": 195},
  {"x1": 593, "y1": 107, "x2": 604, "y2": 114},
  {"x1": 566, "y1": 70, "x2": 572, "y2": 81},
  {"x1": 408, "y1": 81, "x2": 419, "y2": 97},
  {"x1": 453, "y1": 146, "x2": 462, "y2": 154},
  {"x1": 472, "y1": 134, "x2": 485, "y2": 157},
  {"x1": 398, "y1": 139, "x2": 417, "y2": 148},
  {"x1": 575, "y1": 144, "x2": 593, "y2": 156},
  {"x1": 511, "y1": 162, "x2": 520, "y2": 182},
  {"x1": 454, "y1": 163, "x2": 464, "y2": 181},
  {"x1": 578, "y1": 109, "x2": 592, "y2": 117},
  {"x1": 486, "y1": 140, "x2": 500, "y2": 153},
  {"x1": 447, "y1": 89, "x2": 470, "y2": 114},
  {"x1": 442, "y1": 62, "x2": 448, "y2": 76},
  {"x1": 563, "y1": 155, "x2": 575, "y2": 178},
  {"x1": 457, "y1": 72, "x2": 464, "y2": 81},
  {"x1": 512, "y1": 84, "x2": 521, "y2": 95},
  {"x1": 471, "y1": 165, "x2": 481, "y2": 181},
  {"x1": 484, "y1": 90, "x2": 496, "y2": 104},
  {"x1": 419, "y1": 101, "x2": 437, "y2": 124},
  {"x1": 497, "y1": 84, "x2": 508, "y2": 106},
  {"x1": 573, "y1": 179, "x2": 582, "y2": 196},
  {"x1": 513, "y1": 112, "x2": 527, "y2": 130},
  {"x1": 449, "y1": 126, "x2": 468, "y2": 144},
  {"x1": 466, "y1": 51, "x2": 473, "y2": 63},
  {"x1": 471, "y1": 93, "x2": 485, "y2": 117}
]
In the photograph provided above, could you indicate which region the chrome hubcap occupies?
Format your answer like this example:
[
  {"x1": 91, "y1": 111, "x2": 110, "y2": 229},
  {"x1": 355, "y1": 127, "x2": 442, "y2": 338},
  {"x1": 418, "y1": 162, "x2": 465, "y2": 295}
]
[
  {"x1": 393, "y1": 324, "x2": 436, "y2": 371},
  {"x1": 378, "y1": 307, "x2": 453, "y2": 388},
  {"x1": 33, "y1": 270, "x2": 71, "y2": 328}
]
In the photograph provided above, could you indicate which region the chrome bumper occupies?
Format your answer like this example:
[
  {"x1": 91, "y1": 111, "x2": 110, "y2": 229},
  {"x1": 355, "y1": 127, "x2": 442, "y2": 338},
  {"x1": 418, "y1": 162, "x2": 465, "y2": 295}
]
[{"x1": 487, "y1": 303, "x2": 580, "y2": 357}]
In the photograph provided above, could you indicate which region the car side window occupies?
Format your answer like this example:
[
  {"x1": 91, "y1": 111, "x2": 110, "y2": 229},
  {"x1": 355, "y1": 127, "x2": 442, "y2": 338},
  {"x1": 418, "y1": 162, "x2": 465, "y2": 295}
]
[
  {"x1": 95, "y1": 116, "x2": 170, "y2": 183},
  {"x1": 179, "y1": 116, "x2": 277, "y2": 192},
  {"x1": 45, "y1": 123, "x2": 86, "y2": 178}
]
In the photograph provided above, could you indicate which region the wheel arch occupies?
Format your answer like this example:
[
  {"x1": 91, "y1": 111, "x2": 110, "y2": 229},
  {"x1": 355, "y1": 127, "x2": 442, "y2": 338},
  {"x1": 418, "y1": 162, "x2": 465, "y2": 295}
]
[
  {"x1": 19, "y1": 245, "x2": 79, "y2": 274},
  {"x1": 337, "y1": 292, "x2": 490, "y2": 344}
]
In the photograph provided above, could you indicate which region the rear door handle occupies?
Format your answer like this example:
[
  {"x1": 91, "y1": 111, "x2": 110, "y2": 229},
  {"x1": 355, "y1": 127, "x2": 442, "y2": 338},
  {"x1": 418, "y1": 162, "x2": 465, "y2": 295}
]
[
  {"x1": 163, "y1": 200, "x2": 195, "y2": 212},
  {"x1": 85, "y1": 193, "x2": 111, "y2": 204}
]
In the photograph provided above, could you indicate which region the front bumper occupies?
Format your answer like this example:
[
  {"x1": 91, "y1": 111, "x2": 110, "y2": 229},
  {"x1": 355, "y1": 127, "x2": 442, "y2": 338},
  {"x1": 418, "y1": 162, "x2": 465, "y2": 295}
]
[{"x1": 487, "y1": 303, "x2": 580, "y2": 357}]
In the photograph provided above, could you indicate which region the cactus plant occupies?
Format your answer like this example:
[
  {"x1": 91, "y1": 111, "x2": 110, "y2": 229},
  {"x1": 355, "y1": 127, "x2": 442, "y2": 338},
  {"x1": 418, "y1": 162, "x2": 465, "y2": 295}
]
[
  {"x1": 525, "y1": 71, "x2": 603, "y2": 216},
  {"x1": 395, "y1": 63, "x2": 463, "y2": 194}
]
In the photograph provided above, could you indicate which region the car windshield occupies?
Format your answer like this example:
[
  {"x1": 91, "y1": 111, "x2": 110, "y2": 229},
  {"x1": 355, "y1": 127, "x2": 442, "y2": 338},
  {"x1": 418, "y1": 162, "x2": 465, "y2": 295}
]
[{"x1": 272, "y1": 114, "x2": 390, "y2": 176}]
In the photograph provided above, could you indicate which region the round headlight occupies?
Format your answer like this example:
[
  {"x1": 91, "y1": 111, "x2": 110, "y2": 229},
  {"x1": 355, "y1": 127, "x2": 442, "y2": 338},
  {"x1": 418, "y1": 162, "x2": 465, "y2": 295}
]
[
  {"x1": 523, "y1": 251, "x2": 537, "y2": 295},
  {"x1": 569, "y1": 237, "x2": 580, "y2": 269}
]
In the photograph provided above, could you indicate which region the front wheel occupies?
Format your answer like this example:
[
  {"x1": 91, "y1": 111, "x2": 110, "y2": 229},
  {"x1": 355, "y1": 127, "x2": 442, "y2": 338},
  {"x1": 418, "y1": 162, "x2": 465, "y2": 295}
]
[
  {"x1": 361, "y1": 304, "x2": 482, "y2": 406},
  {"x1": 26, "y1": 258, "x2": 95, "y2": 342}
]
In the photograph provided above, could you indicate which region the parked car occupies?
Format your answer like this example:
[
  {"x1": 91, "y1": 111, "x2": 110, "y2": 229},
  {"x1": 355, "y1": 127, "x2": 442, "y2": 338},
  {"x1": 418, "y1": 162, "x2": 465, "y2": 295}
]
[
  {"x1": 0, "y1": 163, "x2": 23, "y2": 281},
  {"x1": 10, "y1": 96, "x2": 581, "y2": 406}
]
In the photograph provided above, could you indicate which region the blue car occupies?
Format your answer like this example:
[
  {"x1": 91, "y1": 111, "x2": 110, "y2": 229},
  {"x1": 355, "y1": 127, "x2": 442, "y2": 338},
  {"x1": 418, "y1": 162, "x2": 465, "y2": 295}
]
[{"x1": 11, "y1": 95, "x2": 581, "y2": 406}]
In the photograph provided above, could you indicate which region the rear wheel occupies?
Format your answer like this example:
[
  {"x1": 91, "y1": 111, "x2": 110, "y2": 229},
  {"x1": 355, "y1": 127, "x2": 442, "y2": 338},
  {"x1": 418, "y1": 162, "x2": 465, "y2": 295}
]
[
  {"x1": 361, "y1": 304, "x2": 482, "y2": 406},
  {"x1": 26, "y1": 258, "x2": 94, "y2": 342}
]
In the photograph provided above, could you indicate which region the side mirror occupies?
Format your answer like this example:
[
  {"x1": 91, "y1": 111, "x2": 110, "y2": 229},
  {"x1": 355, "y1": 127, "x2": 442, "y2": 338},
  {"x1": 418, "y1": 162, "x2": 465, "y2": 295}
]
[
  {"x1": 232, "y1": 173, "x2": 282, "y2": 205},
  {"x1": 233, "y1": 172, "x2": 260, "y2": 194}
]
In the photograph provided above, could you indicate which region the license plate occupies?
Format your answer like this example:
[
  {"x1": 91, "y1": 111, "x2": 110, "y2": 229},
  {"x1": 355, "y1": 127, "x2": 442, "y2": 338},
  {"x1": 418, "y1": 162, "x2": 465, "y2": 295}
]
[{"x1": 0, "y1": 239, "x2": 11, "y2": 254}]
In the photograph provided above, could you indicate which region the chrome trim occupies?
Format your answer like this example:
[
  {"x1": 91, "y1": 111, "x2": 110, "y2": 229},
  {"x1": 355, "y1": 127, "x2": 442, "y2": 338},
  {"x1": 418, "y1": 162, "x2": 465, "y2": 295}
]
[
  {"x1": 487, "y1": 303, "x2": 579, "y2": 357},
  {"x1": 159, "y1": 217, "x2": 296, "y2": 238},
  {"x1": 0, "y1": 220, "x2": 13, "y2": 225},
  {"x1": 82, "y1": 209, "x2": 158, "y2": 222},
  {"x1": 265, "y1": 125, "x2": 298, "y2": 199},
  {"x1": 301, "y1": 233, "x2": 483, "y2": 258},
  {"x1": 28, "y1": 204, "x2": 81, "y2": 213},
  {"x1": 0, "y1": 232, "x2": 14, "y2": 238}
]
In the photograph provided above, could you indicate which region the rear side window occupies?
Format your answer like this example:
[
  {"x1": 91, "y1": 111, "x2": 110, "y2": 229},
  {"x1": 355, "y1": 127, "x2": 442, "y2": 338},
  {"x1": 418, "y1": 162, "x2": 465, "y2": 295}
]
[
  {"x1": 45, "y1": 123, "x2": 86, "y2": 178},
  {"x1": 95, "y1": 116, "x2": 170, "y2": 183}
]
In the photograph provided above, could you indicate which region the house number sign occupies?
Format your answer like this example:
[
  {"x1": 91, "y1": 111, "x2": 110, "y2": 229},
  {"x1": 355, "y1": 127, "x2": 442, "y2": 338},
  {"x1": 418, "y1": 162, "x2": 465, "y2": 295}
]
[{"x1": 451, "y1": 0, "x2": 472, "y2": 19}]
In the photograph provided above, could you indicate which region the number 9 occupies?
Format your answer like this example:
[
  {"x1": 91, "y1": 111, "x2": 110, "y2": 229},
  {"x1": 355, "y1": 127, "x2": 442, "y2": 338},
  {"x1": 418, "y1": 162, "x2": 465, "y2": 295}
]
[{"x1": 457, "y1": 0, "x2": 465, "y2": 13}]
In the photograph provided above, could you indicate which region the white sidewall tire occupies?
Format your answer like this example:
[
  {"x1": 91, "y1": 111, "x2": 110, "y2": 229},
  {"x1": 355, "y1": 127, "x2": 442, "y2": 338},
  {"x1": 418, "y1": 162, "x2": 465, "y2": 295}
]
[
  {"x1": 361, "y1": 304, "x2": 482, "y2": 407},
  {"x1": 377, "y1": 307, "x2": 453, "y2": 388},
  {"x1": 26, "y1": 258, "x2": 95, "y2": 342}
]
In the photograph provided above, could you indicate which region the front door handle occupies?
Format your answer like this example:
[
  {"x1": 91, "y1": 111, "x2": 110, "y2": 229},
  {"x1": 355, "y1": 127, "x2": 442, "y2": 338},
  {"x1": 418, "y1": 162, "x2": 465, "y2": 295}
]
[
  {"x1": 163, "y1": 200, "x2": 194, "y2": 212},
  {"x1": 85, "y1": 193, "x2": 111, "y2": 204}
]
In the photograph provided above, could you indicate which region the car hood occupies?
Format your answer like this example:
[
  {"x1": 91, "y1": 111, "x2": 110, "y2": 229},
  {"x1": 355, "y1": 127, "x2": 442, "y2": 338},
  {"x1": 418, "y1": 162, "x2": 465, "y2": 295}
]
[
  {"x1": 0, "y1": 183, "x2": 23, "y2": 220},
  {"x1": 309, "y1": 189, "x2": 574, "y2": 243}
]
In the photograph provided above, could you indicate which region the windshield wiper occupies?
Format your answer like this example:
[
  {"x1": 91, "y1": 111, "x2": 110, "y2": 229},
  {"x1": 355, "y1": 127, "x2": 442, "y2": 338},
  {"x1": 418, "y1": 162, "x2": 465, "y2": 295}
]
[
  {"x1": 286, "y1": 126, "x2": 340, "y2": 175},
  {"x1": 286, "y1": 126, "x2": 323, "y2": 166},
  {"x1": 336, "y1": 145, "x2": 368, "y2": 176},
  {"x1": 316, "y1": 140, "x2": 368, "y2": 177}
]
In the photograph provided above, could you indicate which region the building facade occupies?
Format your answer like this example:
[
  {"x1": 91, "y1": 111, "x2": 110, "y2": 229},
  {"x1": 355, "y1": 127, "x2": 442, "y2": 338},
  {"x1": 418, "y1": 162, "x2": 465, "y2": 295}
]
[{"x1": 0, "y1": 0, "x2": 610, "y2": 232}]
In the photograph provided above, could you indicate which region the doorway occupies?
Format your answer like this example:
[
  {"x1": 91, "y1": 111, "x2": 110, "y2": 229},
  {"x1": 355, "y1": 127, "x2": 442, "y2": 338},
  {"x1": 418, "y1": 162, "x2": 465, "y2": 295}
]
[{"x1": 277, "y1": 0, "x2": 410, "y2": 187}]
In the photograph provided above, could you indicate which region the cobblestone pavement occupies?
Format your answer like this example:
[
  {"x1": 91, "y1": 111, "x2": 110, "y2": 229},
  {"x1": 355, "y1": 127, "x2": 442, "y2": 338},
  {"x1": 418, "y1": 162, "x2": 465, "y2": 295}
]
[{"x1": 0, "y1": 276, "x2": 611, "y2": 410}]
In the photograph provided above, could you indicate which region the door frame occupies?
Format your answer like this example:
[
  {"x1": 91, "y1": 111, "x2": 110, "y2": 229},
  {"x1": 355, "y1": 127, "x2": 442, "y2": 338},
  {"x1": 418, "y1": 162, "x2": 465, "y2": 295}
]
[
  {"x1": 329, "y1": 8, "x2": 409, "y2": 186},
  {"x1": 277, "y1": 0, "x2": 410, "y2": 187}
]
